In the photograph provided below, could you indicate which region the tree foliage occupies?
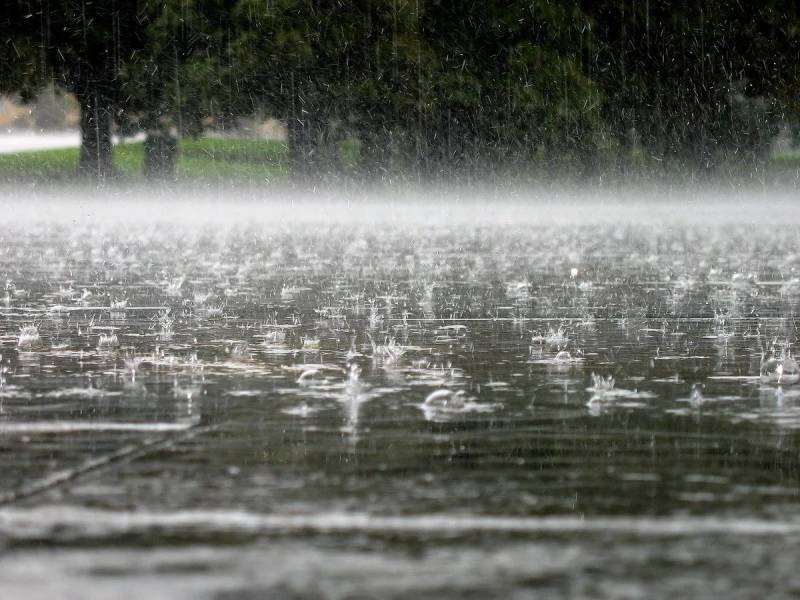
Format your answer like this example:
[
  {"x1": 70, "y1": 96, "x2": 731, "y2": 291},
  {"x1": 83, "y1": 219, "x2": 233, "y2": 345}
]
[{"x1": 1, "y1": 0, "x2": 797, "y2": 180}]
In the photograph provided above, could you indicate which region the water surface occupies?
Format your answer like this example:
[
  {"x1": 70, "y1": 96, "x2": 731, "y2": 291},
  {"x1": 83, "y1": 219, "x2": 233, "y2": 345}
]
[{"x1": 2, "y1": 192, "x2": 800, "y2": 598}]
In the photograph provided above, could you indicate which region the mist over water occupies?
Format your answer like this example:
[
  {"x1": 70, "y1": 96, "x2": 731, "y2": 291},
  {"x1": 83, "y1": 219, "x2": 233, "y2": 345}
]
[
  {"x1": 1, "y1": 183, "x2": 800, "y2": 597},
  {"x1": 4, "y1": 182, "x2": 799, "y2": 226}
]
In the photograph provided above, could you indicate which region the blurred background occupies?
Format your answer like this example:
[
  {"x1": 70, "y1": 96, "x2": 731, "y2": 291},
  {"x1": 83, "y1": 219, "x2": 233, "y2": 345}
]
[{"x1": 0, "y1": 1, "x2": 798, "y2": 185}]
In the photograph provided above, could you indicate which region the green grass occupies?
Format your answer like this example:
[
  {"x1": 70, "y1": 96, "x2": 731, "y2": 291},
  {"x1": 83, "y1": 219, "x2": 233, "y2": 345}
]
[
  {"x1": 178, "y1": 138, "x2": 287, "y2": 182},
  {"x1": 768, "y1": 153, "x2": 800, "y2": 174},
  {"x1": 2, "y1": 136, "x2": 798, "y2": 183},
  {"x1": 0, "y1": 146, "x2": 86, "y2": 179},
  {"x1": 0, "y1": 137, "x2": 289, "y2": 182}
]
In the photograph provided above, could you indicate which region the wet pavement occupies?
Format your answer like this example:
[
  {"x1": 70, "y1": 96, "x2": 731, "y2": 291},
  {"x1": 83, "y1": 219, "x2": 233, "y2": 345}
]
[{"x1": 1, "y1": 191, "x2": 800, "y2": 598}]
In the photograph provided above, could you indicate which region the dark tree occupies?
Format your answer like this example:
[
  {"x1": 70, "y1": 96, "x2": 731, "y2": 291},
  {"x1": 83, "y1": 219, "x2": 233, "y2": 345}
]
[
  {"x1": 582, "y1": 0, "x2": 800, "y2": 175},
  {"x1": 120, "y1": 0, "x2": 239, "y2": 179},
  {"x1": 415, "y1": 1, "x2": 605, "y2": 180},
  {"x1": 1, "y1": 1, "x2": 146, "y2": 178},
  {"x1": 231, "y1": 0, "x2": 428, "y2": 182},
  {"x1": 3, "y1": 0, "x2": 798, "y2": 181}
]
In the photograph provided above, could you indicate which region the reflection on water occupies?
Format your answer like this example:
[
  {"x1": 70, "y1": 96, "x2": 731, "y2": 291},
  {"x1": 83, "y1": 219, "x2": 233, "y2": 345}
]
[{"x1": 2, "y1": 213, "x2": 800, "y2": 597}]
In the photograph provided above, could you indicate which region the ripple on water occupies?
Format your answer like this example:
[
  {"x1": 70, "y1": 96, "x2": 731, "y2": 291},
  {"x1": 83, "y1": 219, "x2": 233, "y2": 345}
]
[{"x1": 3, "y1": 214, "x2": 800, "y2": 597}]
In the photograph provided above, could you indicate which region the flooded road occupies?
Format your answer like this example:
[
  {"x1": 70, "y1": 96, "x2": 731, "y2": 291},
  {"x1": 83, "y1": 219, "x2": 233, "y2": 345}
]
[{"x1": 2, "y1": 190, "x2": 800, "y2": 598}]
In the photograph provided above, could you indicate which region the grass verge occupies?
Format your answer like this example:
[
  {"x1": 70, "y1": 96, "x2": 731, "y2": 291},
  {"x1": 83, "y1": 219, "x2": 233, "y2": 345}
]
[{"x1": 0, "y1": 137, "x2": 289, "y2": 183}]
